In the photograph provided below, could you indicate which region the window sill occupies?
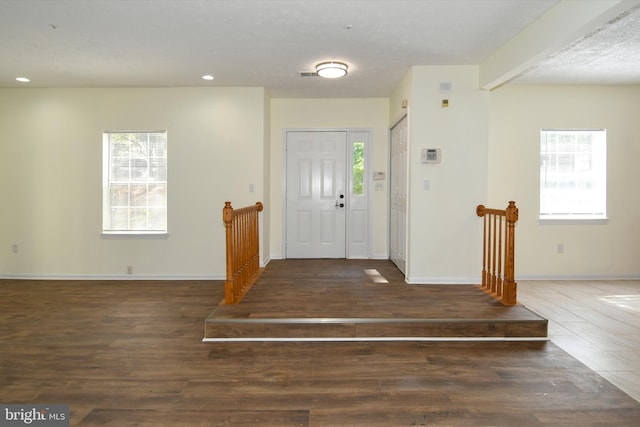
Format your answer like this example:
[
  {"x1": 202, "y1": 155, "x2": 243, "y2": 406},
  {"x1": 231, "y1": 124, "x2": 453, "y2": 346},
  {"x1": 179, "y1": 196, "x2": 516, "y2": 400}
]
[
  {"x1": 538, "y1": 217, "x2": 609, "y2": 225},
  {"x1": 100, "y1": 231, "x2": 169, "y2": 239}
]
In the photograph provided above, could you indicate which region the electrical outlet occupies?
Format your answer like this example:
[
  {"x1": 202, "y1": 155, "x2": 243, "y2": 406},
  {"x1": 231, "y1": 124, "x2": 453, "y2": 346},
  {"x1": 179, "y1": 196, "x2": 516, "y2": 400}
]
[
  {"x1": 126, "y1": 265, "x2": 133, "y2": 275},
  {"x1": 12, "y1": 244, "x2": 18, "y2": 253}
]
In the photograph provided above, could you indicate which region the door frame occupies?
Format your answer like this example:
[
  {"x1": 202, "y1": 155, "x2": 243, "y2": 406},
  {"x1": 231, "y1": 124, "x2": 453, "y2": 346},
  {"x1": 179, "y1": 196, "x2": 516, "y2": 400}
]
[{"x1": 282, "y1": 128, "x2": 372, "y2": 259}]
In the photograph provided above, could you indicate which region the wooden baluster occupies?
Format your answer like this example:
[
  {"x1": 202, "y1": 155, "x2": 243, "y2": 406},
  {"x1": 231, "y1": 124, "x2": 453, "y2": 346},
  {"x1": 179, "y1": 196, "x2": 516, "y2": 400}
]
[
  {"x1": 237, "y1": 211, "x2": 243, "y2": 298},
  {"x1": 484, "y1": 213, "x2": 489, "y2": 291},
  {"x1": 237, "y1": 215, "x2": 241, "y2": 294},
  {"x1": 476, "y1": 205, "x2": 488, "y2": 290},
  {"x1": 234, "y1": 212, "x2": 240, "y2": 300},
  {"x1": 487, "y1": 213, "x2": 496, "y2": 292},
  {"x1": 484, "y1": 215, "x2": 489, "y2": 290},
  {"x1": 255, "y1": 202, "x2": 263, "y2": 282},
  {"x1": 245, "y1": 211, "x2": 250, "y2": 289},
  {"x1": 496, "y1": 214, "x2": 503, "y2": 298},
  {"x1": 483, "y1": 213, "x2": 488, "y2": 289},
  {"x1": 485, "y1": 213, "x2": 490, "y2": 291},
  {"x1": 243, "y1": 211, "x2": 248, "y2": 293},
  {"x1": 252, "y1": 210, "x2": 256, "y2": 274},
  {"x1": 252, "y1": 209, "x2": 258, "y2": 278},
  {"x1": 491, "y1": 213, "x2": 497, "y2": 294},
  {"x1": 234, "y1": 214, "x2": 239, "y2": 299},
  {"x1": 235, "y1": 209, "x2": 240, "y2": 299}
]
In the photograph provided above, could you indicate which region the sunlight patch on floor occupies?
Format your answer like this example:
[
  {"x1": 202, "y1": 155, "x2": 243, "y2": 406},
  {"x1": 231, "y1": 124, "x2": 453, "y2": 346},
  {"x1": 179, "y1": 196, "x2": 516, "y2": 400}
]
[
  {"x1": 364, "y1": 269, "x2": 389, "y2": 283},
  {"x1": 599, "y1": 295, "x2": 640, "y2": 312}
]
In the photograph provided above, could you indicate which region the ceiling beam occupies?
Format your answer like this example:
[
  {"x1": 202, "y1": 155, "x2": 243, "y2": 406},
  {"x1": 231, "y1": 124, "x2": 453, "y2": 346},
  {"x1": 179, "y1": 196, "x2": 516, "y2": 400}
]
[{"x1": 479, "y1": 0, "x2": 640, "y2": 90}]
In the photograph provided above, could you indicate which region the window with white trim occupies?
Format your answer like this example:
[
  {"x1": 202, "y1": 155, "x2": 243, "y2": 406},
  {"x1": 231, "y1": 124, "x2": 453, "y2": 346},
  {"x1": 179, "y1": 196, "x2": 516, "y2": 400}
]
[
  {"x1": 102, "y1": 131, "x2": 167, "y2": 233},
  {"x1": 540, "y1": 129, "x2": 606, "y2": 220}
]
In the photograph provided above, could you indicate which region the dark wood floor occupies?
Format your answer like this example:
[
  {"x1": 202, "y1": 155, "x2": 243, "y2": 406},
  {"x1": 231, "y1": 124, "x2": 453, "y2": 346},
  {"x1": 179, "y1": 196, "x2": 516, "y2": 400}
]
[{"x1": 2, "y1": 262, "x2": 640, "y2": 426}]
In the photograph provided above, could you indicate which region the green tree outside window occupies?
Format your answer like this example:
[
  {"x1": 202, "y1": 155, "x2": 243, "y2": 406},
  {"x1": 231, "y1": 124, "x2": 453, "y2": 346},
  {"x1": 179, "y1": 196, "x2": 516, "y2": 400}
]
[{"x1": 353, "y1": 142, "x2": 364, "y2": 195}]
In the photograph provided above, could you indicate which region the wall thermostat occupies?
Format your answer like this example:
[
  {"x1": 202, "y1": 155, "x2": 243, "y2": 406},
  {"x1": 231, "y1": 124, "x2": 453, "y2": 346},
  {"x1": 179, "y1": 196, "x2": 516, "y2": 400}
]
[{"x1": 421, "y1": 148, "x2": 441, "y2": 164}]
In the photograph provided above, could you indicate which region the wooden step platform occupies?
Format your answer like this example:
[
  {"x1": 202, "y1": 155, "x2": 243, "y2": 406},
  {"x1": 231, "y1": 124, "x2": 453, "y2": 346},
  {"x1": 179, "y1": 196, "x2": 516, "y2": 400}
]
[{"x1": 204, "y1": 259, "x2": 548, "y2": 341}]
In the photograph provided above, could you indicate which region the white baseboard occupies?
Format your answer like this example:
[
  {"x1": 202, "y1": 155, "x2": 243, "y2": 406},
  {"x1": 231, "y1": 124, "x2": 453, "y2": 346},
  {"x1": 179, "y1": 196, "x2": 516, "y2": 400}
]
[
  {"x1": 405, "y1": 276, "x2": 481, "y2": 285},
  {"x1": 405, "y1": 274, "x2": 640, "y2": 285},
  {"x1": 261, "y1": 257, "x2": 272, "y2": 268},
  {"x1": 517, "y1": 274, "x2": 640, "y2": 281}
]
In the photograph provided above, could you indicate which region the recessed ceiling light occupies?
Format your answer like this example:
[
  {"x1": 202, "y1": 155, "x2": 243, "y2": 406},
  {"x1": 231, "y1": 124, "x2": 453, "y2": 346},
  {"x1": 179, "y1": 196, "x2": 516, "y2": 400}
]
[
  {"x1": 16, "y1": 77, "x2": 30, "y2": 83},
  {"x1": 202, "y1": 75, "x2": 214, "y2": 80}
]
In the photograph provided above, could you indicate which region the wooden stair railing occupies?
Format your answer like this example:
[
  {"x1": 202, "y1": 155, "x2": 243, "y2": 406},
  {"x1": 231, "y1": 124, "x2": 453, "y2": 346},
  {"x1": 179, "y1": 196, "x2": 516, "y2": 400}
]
[
  {"x1": 476, "y1": 201, "x2": 519, "y2": 305},
  {"x1": 222, "y1": 201, "x2": 263, "y2": 305}
]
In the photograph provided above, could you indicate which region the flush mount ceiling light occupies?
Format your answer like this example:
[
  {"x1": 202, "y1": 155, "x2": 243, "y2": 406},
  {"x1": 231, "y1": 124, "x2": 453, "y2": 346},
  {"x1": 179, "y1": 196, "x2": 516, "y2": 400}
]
[
  {"x1": 316, "y1": 61, "x2": 348, "y2": 78},
  {"x1": 16, "y1": 77, "x2": 30, "y2": 83},
  {"x1": 202, "y1": 74, "x2": 214, "y2": 81}
]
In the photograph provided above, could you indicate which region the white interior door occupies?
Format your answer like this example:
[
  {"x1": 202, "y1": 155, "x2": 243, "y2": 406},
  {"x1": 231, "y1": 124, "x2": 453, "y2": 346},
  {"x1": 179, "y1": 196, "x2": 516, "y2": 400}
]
[
  {"x1": 389, "y1": 116, "x2": 408, "y2": 274},
  {"x1": 286, "y1": 131, "x2": 347, "y2": 258}
]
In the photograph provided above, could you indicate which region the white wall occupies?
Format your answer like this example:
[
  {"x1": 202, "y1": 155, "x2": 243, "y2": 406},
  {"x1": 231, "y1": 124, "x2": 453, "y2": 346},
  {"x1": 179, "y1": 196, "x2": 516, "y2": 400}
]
[
  {"x1": 389, "y1": 68, "x2": 412, "y2": 124},
  {"x1": 400, "y1": 66, "x2": 489, "y2": 284},
  {"x1": 4, "y1": 83, "x2": 635, "y2": 281},
  {"x1": 0, "y1": 87, "x2": 268, "y2": 279},
  {"x1": 488, "y1": 85, "x2": 640, "y2": 279},
  {"x1": 269, "y1": 98, "x2": 390, "y2": 260}
]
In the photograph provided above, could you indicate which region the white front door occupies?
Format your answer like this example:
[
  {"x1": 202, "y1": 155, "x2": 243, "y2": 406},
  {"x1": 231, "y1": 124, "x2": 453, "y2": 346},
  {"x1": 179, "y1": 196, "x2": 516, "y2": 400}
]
[{"x1": 286, "y1": 131, "x2": 347, "y2": 258}]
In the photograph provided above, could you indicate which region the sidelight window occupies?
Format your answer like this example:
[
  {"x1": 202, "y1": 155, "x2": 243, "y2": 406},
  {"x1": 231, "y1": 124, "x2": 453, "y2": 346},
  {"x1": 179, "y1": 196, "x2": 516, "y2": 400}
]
[{"x1": 352, "y1": 141, "x2": 364, "y2": 196}]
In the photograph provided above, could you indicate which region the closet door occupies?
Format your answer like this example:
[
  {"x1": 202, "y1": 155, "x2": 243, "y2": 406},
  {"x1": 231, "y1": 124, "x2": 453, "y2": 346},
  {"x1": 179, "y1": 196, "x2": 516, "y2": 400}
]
[{"x1": 389, "y1": 116, "x2": 407, "y2": 274}]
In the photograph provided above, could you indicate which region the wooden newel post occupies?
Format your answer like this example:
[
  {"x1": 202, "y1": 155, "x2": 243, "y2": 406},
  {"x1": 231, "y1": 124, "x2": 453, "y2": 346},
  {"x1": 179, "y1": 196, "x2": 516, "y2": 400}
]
[
  {"x1": 475, "y1": 204, "x2": 487, "y2": 290},
  {"x1": 503, "y1": 201, "x2": 518, "y2": 305},
  {"x1": 223, "y1": 201, "x2": 235, "y2": 304}
]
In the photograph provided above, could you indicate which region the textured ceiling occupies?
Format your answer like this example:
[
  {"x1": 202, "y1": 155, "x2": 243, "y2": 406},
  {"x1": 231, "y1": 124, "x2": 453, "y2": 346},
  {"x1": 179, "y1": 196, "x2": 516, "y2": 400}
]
[
  {"x1": 512, "y1": 3, "x2": 640, "y2": 85},
  {"x1": 0, "y1": 0, "x2": 638, "y2": 97}
]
